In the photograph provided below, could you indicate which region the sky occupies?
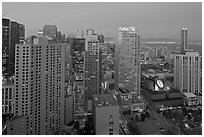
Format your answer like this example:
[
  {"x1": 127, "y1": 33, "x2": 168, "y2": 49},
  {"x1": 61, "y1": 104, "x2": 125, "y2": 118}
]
[{"x1": 2, "y1": 2, "x2": 202, "y2": 40}]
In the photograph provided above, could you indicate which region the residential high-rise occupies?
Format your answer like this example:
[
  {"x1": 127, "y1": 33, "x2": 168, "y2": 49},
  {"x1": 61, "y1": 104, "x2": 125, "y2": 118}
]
[
  {"x1": 84, "y1": 30, "x2": 102, "y2": 111},
  {"x1": 92, "y1": 94, "x2": 119, "y2": 135},
  {"x1": 174, "y1": 52, "x2": 202, "y2": 95},
  {"x1": 181, "y1": 28, "x2": 188, "y2": 54},
  {"x1": 2, "y1": 18, "x2": 25, "y2": 78},
  {"x1": 115, "y1": 27, "x2": 141, "y2": 95},
  {"x1": 14, "y1": 36, "x2": 66, "y2": 134}
]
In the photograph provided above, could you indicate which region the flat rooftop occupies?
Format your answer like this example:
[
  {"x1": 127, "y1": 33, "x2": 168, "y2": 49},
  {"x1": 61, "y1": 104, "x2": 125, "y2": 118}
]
[
  {"x1": 119, "y1": 87, "x2": 130, "y2": 93},
  {"x1": 93, "y1": 94, "x2": 119, "y2": 107},
  {"x1": 183, "y1": 92, "x2": 196, "y2": 98},
  {"x1": 144, "y1": 86, "x2": 180, "y2": 94}
]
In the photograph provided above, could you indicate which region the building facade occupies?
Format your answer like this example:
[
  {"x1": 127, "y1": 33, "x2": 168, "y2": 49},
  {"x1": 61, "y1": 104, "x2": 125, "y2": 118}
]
[
  {"x1": 174, "y1": 52, "x2": 202, "y2": 95},
  {"x1": 14, "y1": 36, "x2": 66, "y2": 134},
  {"x1": 2, "y1": 18, "x2": 25, "y2": 78},
  {"x1": 92, "y1": 94, "x2": 119, "y2": 135},
  {"x1": 2, "y1": 81, "x2": 15, "y2": 114},
  {"x1": 115, "y1": 27, "x2": 141, "y2": 95},
  {"x1": 84, "y1": 31, "x2": 102, "y2": 110}
]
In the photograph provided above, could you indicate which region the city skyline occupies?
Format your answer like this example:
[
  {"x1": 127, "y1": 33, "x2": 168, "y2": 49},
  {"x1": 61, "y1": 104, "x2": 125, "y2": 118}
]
[
  {"x1": 2, "y1": 2, "x2": 202, "y2": 135},
  {"x1": 2, "y1": 2, "x2": 202, "y2": 40}
]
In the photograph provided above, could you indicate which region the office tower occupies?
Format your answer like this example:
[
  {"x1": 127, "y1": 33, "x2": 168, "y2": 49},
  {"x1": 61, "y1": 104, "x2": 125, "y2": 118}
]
[
  {"x1": 14, "y1": 36, "x2": 66, "y2": 134},
  {"x1": 84, "y1": 31, "x2": 102, "y2": 111},
  {"x1": 181, "y1": 28, "x2": 188, "y2": 54},
  {"x1": 92, "y1": 94, "x2": 119, "y2": 135},
  {"x1": 115, "y1": 27, "x2": 141, "y2": 95},
  {"x1": 2, "y1": 18, "x2": 25, "y2": 78},
  {"x1": 2, "y1": 80, "x2": 14, "y2": 114},
  {"x1": 43, "y1": 25, "x2": 57, "y2": 40},
  {"x1": 2, "y1": 18, "x2": 10, "y2": 78},
  {"x1": 174, "y1": 52, "x2": 202, "y2": 95}
]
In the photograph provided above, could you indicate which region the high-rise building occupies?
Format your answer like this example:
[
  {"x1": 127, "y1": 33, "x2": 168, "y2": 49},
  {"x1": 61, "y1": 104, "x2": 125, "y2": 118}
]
[
  {"x1": 174, "y1": 52, "x2": 202, "y2": 95},
  {"x1": 92, "y1": 94, "x2": 119, "y2": 135},
  {"x1": 14, "y1": 36, "x2": 66, "y2": 134},
  {"x1": 115, "y1": 27, "x2": 141, "y2": 95},
  {"x1": 84, "y1": 31, "x2": 102, "y2": 111},
  {"x1": 2, "y1": 18, "x2": 25, "y2": 78},
  {"x1": 43, "y1": 25, "x2": 57, "y2": 41},
  {"x1": 64, "y1": 40, "x2": 75, "y2": 125},
  {"x1": 181, "y1": 28, "x2": 188, "y2": 54},
  {"x1": 2, "y1": 18, "x2": 10, "y2": 78}
]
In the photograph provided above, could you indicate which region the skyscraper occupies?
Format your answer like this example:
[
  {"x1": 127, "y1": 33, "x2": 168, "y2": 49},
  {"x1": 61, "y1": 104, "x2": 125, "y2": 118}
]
[
  {"x1": 115, "y1": 27, "x2": 141, "y2": 95},
  {"x1": 84, "y1": 30, "x2": 102, "y2": 111},
  {"x1": 181, "y1": 28, "x2": 188, "y2": 54},
  {"x1": 2, "y1": 18, "x2": 10, "y2": 78},
  {"x1": 14, "y1": 36, "x2": 66, "y2": 134},
  {"x1": 174, "y1": 52, "x2": 202, "y2": 95},
  {"x1": 2, "y1": 18, "x2": 25, "y2": 78}
]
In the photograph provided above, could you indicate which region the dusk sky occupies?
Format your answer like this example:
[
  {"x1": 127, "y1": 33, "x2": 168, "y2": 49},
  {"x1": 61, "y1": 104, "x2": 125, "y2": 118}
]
[{"x1": 2, "y1": 2, "x2": 202, "y2": 40}]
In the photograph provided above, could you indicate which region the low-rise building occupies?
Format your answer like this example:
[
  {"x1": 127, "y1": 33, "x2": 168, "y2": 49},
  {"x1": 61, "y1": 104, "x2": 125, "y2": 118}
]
[
  {"x1": 182, "y1": 92, "x2": 202, "y2": 106},
  {"x1": 92, "y1": 94, "x2": 119, "y2": 135},
  {"x1": 114, "y1": 87, "x2": 145, "y2": 114},
  {"x1": 2, "y1": 80, "x2": 15, "y2": 114}
]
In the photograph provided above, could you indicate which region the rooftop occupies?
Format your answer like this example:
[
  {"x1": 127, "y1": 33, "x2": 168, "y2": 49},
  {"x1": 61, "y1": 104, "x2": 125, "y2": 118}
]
[
  {"x1": 183, "y1": 127, "x2": 202, "y2": 135},
  {"x1": 119, "y1": 87, "x2": 130, "y2": 94},
  {"x1": 183, "y1": 92, "x2": 196, "y2": 98},
  {"x1": 2, "y1": 78, "x2": 15, "y2": 86},
  {"x1": 136, "y1": 119, "x2": 170, "y2": 135},
  {"x1": 93, "y1": 94, "x2": 119, "y2": 107}
]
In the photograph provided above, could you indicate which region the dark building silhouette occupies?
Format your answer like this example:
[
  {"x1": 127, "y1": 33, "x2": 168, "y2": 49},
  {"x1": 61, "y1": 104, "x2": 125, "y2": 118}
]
[{"x1": 2, "y1": 18, "x2": 25, "y2": 78}]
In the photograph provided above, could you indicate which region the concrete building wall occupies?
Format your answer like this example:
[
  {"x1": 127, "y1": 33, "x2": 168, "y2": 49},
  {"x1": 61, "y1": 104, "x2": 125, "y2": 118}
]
[
  {"x1": 14, "y1": 36, "x2": 66, "y2": 134},
  {"x1": 94, "y1": 106, "x2": 119, "y2": 135},
  {"x1": 174, "y1": 52, "x2": 201, "y2": 95},
  {"x1": 2, "y1": 84, "x2": 15, "y2": 114}
]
